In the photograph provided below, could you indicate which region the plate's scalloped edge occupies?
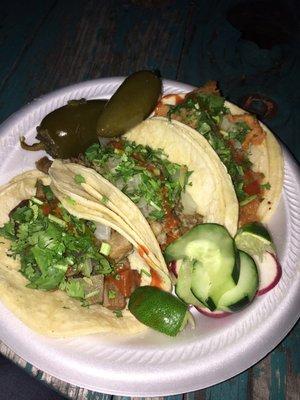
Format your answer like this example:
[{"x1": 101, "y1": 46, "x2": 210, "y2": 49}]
[{"x1": 0, "y1": 79, "x2": 299, "y2": 369}]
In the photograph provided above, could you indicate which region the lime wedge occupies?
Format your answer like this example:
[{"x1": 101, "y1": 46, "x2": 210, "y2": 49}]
[
  {"x1": 128, "y1": 286, "x2": 188, "y2": 336},
  {"x1": 235, "y1": 223, "x2": 274, "y2": 258}
]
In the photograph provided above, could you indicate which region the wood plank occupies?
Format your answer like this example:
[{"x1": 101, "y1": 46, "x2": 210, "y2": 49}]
[
  {"x1": 270, "y1": 346, "x2": 287, "y2": 400},
  {"x1": 86, "y1": 392, "x2": 112, "y2": 400},
  {"x1": 283, "y1": 321, "x2": 300, "y2": 400},
  {"x1": 0, "y1": 1, "x2": 55, "y2": 89},
  {"x1": 205, "y1": 370, "x2": 249, "y2": 400},
  {"x1": 184, "y1": 390, "x2": 205, "y2": 400},
  {"x1": 0, "y1": 0, "x2": 190, "y2": 124},
  {"x1": 251, "y1": 354, "x2": 271, "y2": 400}
]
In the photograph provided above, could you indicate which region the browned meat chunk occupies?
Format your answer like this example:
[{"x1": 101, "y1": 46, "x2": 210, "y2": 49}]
[
  {"x1": 35, "y1": 156, "x2": 53, "y2": 174},
  {"x1": 149, "y1": 220, "x2": 163, "y2": 236},
  {"x1": 149, "y1": 220, "x2": 167, "y2": 246},
  {"x1": 189, "y1": 81, "x2": 220, "y2": 96},
  {"x1": 85, "y1": 275, "x2": 104, "y2": 304},
  {"x1": 107, "y1": 230, "x2": 133, "y2": 262},
  {"x1": 35, "y1": 179, "x2": 47, "y2": 201},
  {"x1": 102, "y1": 280, "x2": 126, "y2": 310},
  {"x1": 179, "y1": 213, "x2": 203, "y2": 235}
]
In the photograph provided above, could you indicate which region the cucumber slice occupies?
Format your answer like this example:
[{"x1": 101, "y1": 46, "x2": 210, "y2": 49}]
[
  {"x1": 217, "y1": 251, "x2": 258, "y2": 312},
  {"x1": 175, "y1": 259, "x2": 203, "y2": 307},
  {"x1": 191, "y1": 260, "x2": 237, "y2": 310},
  {"x1": 165, "y1": 224, "x2": 239, "y2": 283},
  {"x1": 165, "y1": 224, "x2": 239, "y2": 311}
]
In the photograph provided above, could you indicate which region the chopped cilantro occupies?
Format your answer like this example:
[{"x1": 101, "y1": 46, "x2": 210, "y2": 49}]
[
  {"x1": 84, "y1": 141, "x2": 192, "y2": 222},
  {"x1": 240, "y1": 195, "x2": 257, "y2": 206},
  {"x1": 42, "y1": 185, "x2": 54, "y2": 201},
  {"x1": 101, "y1": 195, "x2": 109, "y2": 204},
  {"x1": 113, "y1": 309, "x2": 123, "y2": 318},
  {"x1": 31, "y1": 197, "x2": 43, "y2": 205},
  {"x1": 64, "y1": 280, "x2": 85, "y2": 299},
  {"x1": 261, "y1": 182, "x2": 271, "y2": 190},
  {"x1": 0, "y1": 220, "x2": 15, "y2": 240},
  {"x1": 0, "y1": 188, "x2": 113, "y2": 296},
  {"x1": 66, "y1": 196, "x2": 77, "y2": 206},
  {"x1": 108, "y1": 290, "x2": 116, "y2": 299},
  {"x1": 141, "y1": 268, "x2": 151, "y2": 277},
  {"x1": 48, "y1": 214, "x2": 67, "y2": 228},
  {"x1": 167, "y1": 92, "x2": 258, "y2": 204},
  {"x1": 74, "y1": 174, "x2": 86, "y2": 184}
]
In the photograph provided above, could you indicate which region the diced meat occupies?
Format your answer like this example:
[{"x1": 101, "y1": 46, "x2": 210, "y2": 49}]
[
  {"x1": 149, "y1": 221, "x2": 167, "y2": 246},
  {"x1": 84, "y1": 275, "x2": 105, "y2": 305},
  {"x1": 35, "y1": 180, "x2": 47, "y2": 201},
  {"x1": 115, "y1": 259, "x2": 131, "y2": 270},
  {"x1": 102, "y1": 279, "x2": 126, "y2": 310},
  {"x1": 65, "y1": 266, "x2": 78, "y2": 277},
  {"x1": 155, "y1": 102, "x2": 170, "y2": 117},
  {"x1": 107, "y1": 230, "x2": 133, "y2": 262},
  {"x1": 70, "y1": 154, "x2": 87, "y2": 166},
  {"x1": 35, "y1": 156, "x2": 53, "y2": 174},
  {"x1": 239, "y1": 198, "x2": 260, "y2": 227},
  {"x1": 178, "y1": 213, "x2": 203, "y2": 235},
  {"x1": 190, "y1": 80, "x2": 220, "y2": 96},
  {"x1": 115, "y1": 269, "x2": 141, "y2": 297},
  {"x1": 70, "y1": 275, "x2": 104, "y2": 305},
  {"x1": 227, "y1": 114, "x2": 266, "y2": 151},
  {"x1": 149, "y1": 220, "x2": 163, "y2": 236}
]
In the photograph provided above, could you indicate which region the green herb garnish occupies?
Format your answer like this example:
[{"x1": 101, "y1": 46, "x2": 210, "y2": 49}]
[
  {"x1": 261, "y1": 182, "x2": 271, "y2": 190},
  {"x1": 101, "y1": 195, "x2": 109, "y2": 204},
  {"x1": 113, "y1": 309, "x2": 123, "y2": 318},
  {"x1": 167, "y1": 92, "x2": 256, "y2": 203},
  {"x1": 66, "y1": 196, "x2": 77, "y2": 206},
  {"x1": 85, "y1": 141, "x2": 192, "y2": 222},
  {"x1": 141, "y1": 268, "x2": 151, "y2": 277},
  {"x1": 0, "y1": 194, "x2": 112, "y2": 295},
  {"x1": 74, "y1": 174, "x2": 86, "y2": 184},
  {"x1": 108, "y1": 290, "x2": 116, "y2": 299}
]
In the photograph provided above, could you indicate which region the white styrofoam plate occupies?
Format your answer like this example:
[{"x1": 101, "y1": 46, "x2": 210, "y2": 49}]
[{"x1": 0, "y1": 78, "x2": 299, "y2": 397}]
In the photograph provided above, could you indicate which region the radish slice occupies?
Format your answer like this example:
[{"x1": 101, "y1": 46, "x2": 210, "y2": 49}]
[
  {"x1": 195, "y1": 305, "x2": 232, "y2": 318},
  {"x1": 168, "y1": 260, "x2": 182, "y2": 278},
  {"x1": 253, "y1": 252, "x2": 282, "y2": 296}
]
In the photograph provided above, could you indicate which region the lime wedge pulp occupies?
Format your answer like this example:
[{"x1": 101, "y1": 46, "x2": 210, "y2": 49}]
[{"x1": 235, "y1": 223, "x2": 274, "y2": 258}]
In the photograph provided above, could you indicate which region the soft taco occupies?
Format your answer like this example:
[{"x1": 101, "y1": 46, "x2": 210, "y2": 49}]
[
  {"x1": 154, "y1": 82, "x2": 284, "y2": 226},
  {"x1": 61, "y1": 115, "x2": 240, "y2": 259},
  {"x1": 0, "y1": 170, "x2": 170, "y2": 337}
]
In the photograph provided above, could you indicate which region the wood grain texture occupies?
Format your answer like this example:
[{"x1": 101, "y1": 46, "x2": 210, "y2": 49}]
[{"x1": 0, "y1": 0, "x2": 299, "y2": 399}]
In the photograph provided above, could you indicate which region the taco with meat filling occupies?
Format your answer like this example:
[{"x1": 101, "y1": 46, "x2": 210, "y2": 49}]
[
  {"x1": 154, "y1": 82, "x2": 283, "y2": 226},
  {"x1": 0, "y1": 170, "x2": 171, "y2": 337},
  {"x1": 55, "y1": 113, "x2": 239, "y2": 255}
]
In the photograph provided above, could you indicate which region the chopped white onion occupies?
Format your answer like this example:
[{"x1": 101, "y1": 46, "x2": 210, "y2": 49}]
[
  {"x1": 181, "y1": 191, "x2": 198, "y2": 214},
  {"x1": 220, "y1": 115, "x2": 235, "y2": 132},
  {"x1": 126, "y1": 174, "x2": 142, "y2": 192},
  {"x1": 98, "y1": 137, "x2": 111, "y2": 146},
  {"x1": 107, "y1": 157, "x2": 120, "y2": 171},
  {"x1": 137, "y1": 198, "x2": 156, "y2": 218},
  {"x1": 94, "y1": 223, "x2": 111, "y2": 241}
]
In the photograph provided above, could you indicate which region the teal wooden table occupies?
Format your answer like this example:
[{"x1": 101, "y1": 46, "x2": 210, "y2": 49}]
[{"x1": 0, "y1": 1, "x2": 299, "y2": 399}]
